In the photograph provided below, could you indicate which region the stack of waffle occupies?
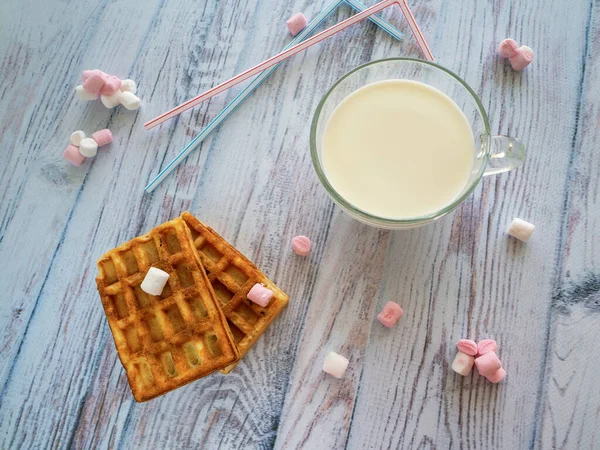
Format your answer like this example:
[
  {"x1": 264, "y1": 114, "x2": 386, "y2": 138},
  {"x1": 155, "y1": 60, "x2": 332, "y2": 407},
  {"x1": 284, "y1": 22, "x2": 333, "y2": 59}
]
[{"x1": 96, "y1": 213, "x2": 289, "y2": 402}]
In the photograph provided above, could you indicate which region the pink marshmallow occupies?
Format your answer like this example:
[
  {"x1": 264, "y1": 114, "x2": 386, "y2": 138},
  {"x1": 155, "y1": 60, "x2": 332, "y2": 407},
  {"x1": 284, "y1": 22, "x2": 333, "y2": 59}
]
[
  {"x1": 291, "y1": 235, "x2": 311, "y2": 256},
  {"x1": 91, "y1": 129, "x2": 113, "y2": 147},
  {"x1": 497, "y1": 38, "x2": 519, "y2": 58},
  {"x1": 377, "y1": 301, "x2": 404, "y2": 328},
  {"x1": 477, "y1": 339, "x2": 497, "y2": 356},
  {"x1": 475, "y1": 352, "x2": 502, "y2": 377},
  {"x1": 485, "y1": 367, "x2": 506, "y2": 384},
  {"x1": 287, "y1": 12, "x2": 308, "y2": 37},
  {"x1": 247, "y1": 283, "x2": 273, "y2": 307},
  {"x1": 456, "y1": 339, "x2": 478, "y2": 356},
  {"x1": 451, "y1": 351, "x2": 475, "y2": 376},
  {"x1": 100, "y1": 76, "x2": 122, "y2": 96},
  {"x1": 82, "y1": 73, "x2": 106, "y2": 96},
  {"x1": 82, "y1": 69, "x2": 108, "y2": 82},
  {"x1": 63, "y1": 144, "x2": 85, "y2": 166},
  {"x1": 509, "y1": 45, "x2": 534, "y2": 71}
]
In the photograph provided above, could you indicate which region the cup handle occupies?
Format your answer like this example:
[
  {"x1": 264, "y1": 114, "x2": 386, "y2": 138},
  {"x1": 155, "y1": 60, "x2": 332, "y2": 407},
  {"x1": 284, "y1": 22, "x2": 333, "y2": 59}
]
[{"x1": 483, "y1": 135, "x2": 526, "y2": 176}]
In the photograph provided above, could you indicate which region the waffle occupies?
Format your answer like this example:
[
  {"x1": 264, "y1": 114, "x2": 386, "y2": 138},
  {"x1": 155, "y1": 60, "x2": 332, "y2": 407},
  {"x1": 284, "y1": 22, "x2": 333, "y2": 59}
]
[
  {"x1": 96, "y1": 218, "x2": 239, "y2": 402},
  {"x1": 181, "y1": 212, "x2": 289, "y2": 373}
]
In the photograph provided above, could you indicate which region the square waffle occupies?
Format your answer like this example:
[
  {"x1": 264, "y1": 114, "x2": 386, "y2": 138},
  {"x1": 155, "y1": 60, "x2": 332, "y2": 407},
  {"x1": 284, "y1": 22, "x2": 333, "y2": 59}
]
[
  {"x1": 96, "y1": 217, "x2": 239, "y2": 402},
  {"x1": 181, "y1": 212, "x2": 289, "y2": 373}
]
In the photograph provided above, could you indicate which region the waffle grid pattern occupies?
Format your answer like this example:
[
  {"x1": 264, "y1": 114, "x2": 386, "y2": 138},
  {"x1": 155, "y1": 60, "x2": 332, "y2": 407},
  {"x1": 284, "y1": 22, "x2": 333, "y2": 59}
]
[
  {"x1": 181, "y1": 212, "x2": 289, "y2": 373},
  {"x1": 96, "y1": 218, "x2": 239, "y2": 401}
]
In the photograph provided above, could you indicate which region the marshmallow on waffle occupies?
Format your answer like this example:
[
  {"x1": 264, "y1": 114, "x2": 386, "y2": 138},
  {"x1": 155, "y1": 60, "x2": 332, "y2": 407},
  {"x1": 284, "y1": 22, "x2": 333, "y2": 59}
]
[
  {"x1": 96, "y1": 217, "x2": 239, "y2": 401},
  {"x1": 181, "y1": 212, "x2": 289, "y2": 373}
]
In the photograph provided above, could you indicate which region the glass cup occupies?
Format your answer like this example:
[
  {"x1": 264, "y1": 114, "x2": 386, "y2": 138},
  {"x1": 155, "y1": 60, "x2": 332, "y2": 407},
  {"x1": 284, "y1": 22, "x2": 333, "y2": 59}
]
[{"x1": 310, "y1": 58, "x2": 525, "y2": 229}]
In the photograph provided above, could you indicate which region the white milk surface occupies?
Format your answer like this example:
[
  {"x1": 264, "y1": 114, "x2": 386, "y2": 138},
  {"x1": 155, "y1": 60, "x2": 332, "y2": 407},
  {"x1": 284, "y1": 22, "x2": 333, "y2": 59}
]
[{"x1": 321, "y1": 80, "x2": 475, "y2": 219}]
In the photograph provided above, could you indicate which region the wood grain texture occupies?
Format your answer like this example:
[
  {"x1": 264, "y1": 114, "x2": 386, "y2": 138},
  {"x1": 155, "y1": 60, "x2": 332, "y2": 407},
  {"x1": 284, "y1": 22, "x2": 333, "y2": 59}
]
[{"x1": 0, "y1": 0, "x2": 599, "y2": 449}]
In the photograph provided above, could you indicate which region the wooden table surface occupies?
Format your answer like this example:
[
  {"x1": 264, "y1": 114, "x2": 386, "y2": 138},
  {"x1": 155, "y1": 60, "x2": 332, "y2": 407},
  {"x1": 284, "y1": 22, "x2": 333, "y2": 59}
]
[{"x1": 1, "y1": 0, "x2": 599, "y2": 448}]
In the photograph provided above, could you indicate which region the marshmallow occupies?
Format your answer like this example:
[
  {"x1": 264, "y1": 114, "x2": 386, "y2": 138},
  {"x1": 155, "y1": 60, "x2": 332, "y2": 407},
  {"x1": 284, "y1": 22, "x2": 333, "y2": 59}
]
[
  {"x1": 70, "y1": 130, "x2": 86, "y2": 147},
  {"x1": 247, "y1": 283, "x2": 273, "y2": 307},
  {"x1": 456, "y1": 339, "x2": 478, "y2": 356},
  {"x1": 92, "y1": 129, "x2": 113, "y2": 147},
  {"x1": 287, "y1": 12, "x2": 308, "y2": 37},
  {"x1": 451, "y1": 351, "x2": 475, "y2": 376},
  {"x1": 75, "y1": 85, "x2": 98, "y2": 101},
  {"x1": 82, "y1": 72, "x2": 106, "y2": 96},
  {"x1": 497, "y1": 38, "x2": 519, "y2": 58},
  {"x1": 323, "y1": 351, "x2": 349, "y2": 379},
  {"x1": 141, "y1": 267, "x2": 170, "y2": 296},
  {"x1": 120, "y1": 79, "x2": 137, "y2": 94},
  {"x1": 100, "y1": 75, "x2": 122, "y2": 96},
  {"x1": 63, "y1": 144, "x2": 85, "y2": 166},
  {"x1": 507, "y1": 218, "x2": 535, "y2": 242},
  {"x1": 477, "y1": 339, "x2": 497, "y2": 356},
  {"x1": 82, "y1": 69, "x2": 107, "y2": 82},
  {"x1": 101, "y1": 91, "x2": 122, "y2": 109},
  {"x1": 291, "y1": 235, "x2": 311, "y2": 256},
  {"x1": 377, "y1": 301, "x2": 404, "y2": 328},
  {"x1": 485, "y1": 367, "x2": 506, "y2": 384},
  {"x1": 119, "y1": 90, "x2": 141, "y2": 110},
  {"x1": 509, "y1": 45, "x2": 534, "y2": 71},
  {"x1": 79, "y1": 138, "x2": 98, "y2": 157},
  {"x1": 475, "y1": 352, "x2": 502, "y2": 377}
]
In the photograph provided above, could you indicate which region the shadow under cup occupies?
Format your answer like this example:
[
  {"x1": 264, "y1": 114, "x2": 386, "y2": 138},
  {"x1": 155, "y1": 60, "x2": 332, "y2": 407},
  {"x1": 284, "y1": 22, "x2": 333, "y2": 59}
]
[{"x1": 310, "y1": 58, "x2": 525, "y2": 230}]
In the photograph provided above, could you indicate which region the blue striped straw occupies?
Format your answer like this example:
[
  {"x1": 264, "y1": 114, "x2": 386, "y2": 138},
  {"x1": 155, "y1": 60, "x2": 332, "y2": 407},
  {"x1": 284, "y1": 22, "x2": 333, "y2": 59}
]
[{"x1": 145, "y1": 0, "x2": 403, "y2": 192}]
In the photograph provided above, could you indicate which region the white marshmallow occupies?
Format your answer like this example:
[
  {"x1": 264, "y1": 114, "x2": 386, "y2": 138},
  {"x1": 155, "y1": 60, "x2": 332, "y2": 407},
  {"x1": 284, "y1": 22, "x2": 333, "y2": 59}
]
[
  {"x1": 70, "y1": 130, "x2": 86, "y2": 147},
  {"x1": 507, "y1": 218, "x2": 535, "y2": 242},
  {"x1": 141, "y1": 267, "x2": 170, "y2": 296},
  {"x1": 451, "y1": 351, "x2": 475, "y2": 376},
  {"x1": 323, "y1": 351, "x2": 349, "y2": 379},
  {"x1": 120, "y1": 91, "x2": 141, "y2": 110},
  {"x1": 79, "y1": 138, "x2": 98, "y2": 157},
  {"x1": 101, "y1": 91, "x2": 122, "y2": 109},
  {"x1": 75, "y1": 85, "x2": 97, "y2": 101},
  {"x1": 120, "y1": 79, "x2": 137, "y2": 94}
]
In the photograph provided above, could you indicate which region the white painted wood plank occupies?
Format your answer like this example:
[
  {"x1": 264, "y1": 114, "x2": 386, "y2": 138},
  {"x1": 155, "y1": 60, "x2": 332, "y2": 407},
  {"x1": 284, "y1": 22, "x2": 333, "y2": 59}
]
[
  {"x1": 0, "y1": 0, "x2": 598, "y2": 448},
  {"x1": 344, "y1": 0, "x2": 595, "y2": 448},
  {"x1": 537, "y1": 2, "x2": 600, "y2": 448}
]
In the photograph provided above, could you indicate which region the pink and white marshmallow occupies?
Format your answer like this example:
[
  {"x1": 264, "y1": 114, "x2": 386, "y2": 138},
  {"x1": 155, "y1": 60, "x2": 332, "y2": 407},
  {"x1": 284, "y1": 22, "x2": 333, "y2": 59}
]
[
  {"x1": 141, "y1": 267, "x2": 170, "y2": 296},
  {"x1": 510, "y1": 45, "x2": 534, "y2": 71},
  {"x1": 63, "y1": 144, "x2": 85, "y2": 166},
  {"x1": 451, "y1": 352, "x2": 476, "y2": 376},
  {"x1": 507, "y1": 218, "x2": 535, "y2": 242},
  {"x1": 291, "y1": 235, "x2": 311, "y2": 256},
  {"x1": 475, "y1": 351, "x2": 502, "y2": 377},
  {"x1": 76, "y1": 70, "x2": 141, "y2": 110},
  {"x1": 456, "y1": 339, "x2": 478, "y2": 356},
  {"x1": 377, "y1": 301, "x2": 404, "y2": 328},
  {"x1": 323, "y1": 351, "x2": 349, "y2": 379},
  {"x1": 287, "y1": 12, "x2": 308, "y2": 36},
  {"x1": 247, "y1": 283, "x2": 274, "y2": 307},
  {"x1": 477, "y1": 339, "x2": 497, "y2": 356},
  {"x1": 497, "y1": 39, "x2": 534, "y2": 71}
]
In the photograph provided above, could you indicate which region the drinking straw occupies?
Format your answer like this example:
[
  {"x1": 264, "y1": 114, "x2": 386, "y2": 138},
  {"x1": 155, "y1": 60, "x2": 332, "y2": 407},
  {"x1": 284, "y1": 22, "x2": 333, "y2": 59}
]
[
  {"x1": 145, "y1": 0, "x2": 406, "y2": 192},
  {"x1": 144, "y1": 0, "x2": 433, "y2": 130}
]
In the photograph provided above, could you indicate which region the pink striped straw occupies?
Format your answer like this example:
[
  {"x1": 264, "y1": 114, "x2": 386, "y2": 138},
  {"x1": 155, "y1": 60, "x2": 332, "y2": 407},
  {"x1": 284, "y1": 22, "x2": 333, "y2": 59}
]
[{"x1": 144, "y1": 0, "x2": 433, "y2": 130}]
